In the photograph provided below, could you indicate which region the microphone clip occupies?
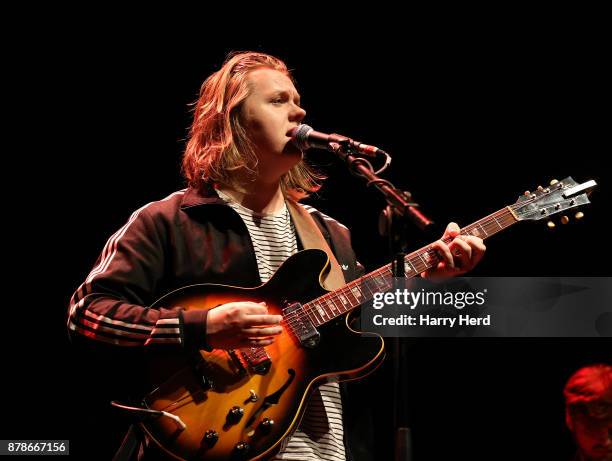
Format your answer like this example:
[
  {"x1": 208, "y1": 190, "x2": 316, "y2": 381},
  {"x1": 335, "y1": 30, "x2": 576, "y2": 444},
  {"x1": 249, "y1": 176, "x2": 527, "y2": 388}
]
[{"x1": 329, "y1": 138, "x2": 392, "y2": 176}]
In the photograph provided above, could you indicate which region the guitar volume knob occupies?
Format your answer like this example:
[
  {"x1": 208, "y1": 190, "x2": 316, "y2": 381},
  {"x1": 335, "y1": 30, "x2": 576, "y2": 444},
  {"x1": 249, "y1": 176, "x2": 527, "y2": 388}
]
[
  {"x1": 227, "y1": 406, "x2": 244, "y2": 423},
  {"x1": 203, "y1": 429, "x2": 219, "y2": 446},
  {"x1": 260, "y1": 417, "x2": 274, "y2": 431},
  {"x1": 234, "y1": 441, "x2": 250, "y2": 457}
]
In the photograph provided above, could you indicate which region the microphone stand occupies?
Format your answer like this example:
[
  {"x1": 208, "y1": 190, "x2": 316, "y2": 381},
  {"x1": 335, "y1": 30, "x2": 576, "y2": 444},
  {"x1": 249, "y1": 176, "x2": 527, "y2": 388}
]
[
  {"x1": 329, "y1": 141, "x2": 433, "y2": 232},
  {"x1": 328, "y1": 140, "x2": 434, "y2": 461}
]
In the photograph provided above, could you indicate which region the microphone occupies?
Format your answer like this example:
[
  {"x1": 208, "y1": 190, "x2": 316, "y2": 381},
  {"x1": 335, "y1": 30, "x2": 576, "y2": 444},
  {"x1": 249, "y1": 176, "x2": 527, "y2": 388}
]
[{"x1": 289, "y1": 124, "x2": 386, "y2": 158}]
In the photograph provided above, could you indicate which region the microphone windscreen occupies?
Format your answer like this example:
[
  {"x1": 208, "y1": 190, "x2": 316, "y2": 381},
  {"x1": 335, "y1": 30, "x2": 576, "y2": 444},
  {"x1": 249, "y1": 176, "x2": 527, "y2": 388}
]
[{"x1": 290, "y1": 124, "x2": 313, "y2": 150}]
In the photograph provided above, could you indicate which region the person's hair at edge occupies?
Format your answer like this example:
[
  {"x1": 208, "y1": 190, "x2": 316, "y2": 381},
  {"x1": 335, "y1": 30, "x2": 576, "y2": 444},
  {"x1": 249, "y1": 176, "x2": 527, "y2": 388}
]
[
  {"x1": 182, "y1": 51, "x2": 325, "y2": 201},
  {"x1": 564, "y1": 363, "x2": 612, "y2": 418}
]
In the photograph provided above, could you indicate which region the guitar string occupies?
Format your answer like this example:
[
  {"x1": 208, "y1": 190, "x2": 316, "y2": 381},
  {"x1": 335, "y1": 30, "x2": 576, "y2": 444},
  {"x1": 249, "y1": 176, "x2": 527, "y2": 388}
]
[
  {"x1": 251, "y1": 191, "x2": 555, "y2": 328},
  {"x1": 280, "y1": 208, "x2": 518, "y2": 328},
  {"x1": 281, "y1": 212, "x2": 517, "y2": 329}
]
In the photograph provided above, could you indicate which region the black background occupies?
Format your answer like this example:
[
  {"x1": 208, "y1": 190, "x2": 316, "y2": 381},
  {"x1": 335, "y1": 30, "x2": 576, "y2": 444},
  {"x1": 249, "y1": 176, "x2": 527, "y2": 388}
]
[{"x1": 6, "y1": 15, "x2": 610, "y2": 461}]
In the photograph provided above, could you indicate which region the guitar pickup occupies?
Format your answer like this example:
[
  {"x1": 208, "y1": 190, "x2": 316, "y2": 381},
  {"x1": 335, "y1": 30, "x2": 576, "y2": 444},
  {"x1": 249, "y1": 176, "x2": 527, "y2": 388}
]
[{"x1": 283, "y1": 302, "x2": 320, "y2": 348}]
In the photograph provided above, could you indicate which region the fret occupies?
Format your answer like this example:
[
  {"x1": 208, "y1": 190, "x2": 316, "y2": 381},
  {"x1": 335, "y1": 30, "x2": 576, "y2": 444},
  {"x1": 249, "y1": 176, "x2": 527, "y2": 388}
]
[
  {"x1": 350, "y1": 285, "x2": 364, "y2": 303},
  {"x1": 310, "y1": 302, "x2": 325, "y2": 325},
  {"x1": 360, "y1": 277, "x2": 377, "y2": 298},
  {"x1": 331, "y1": 295, "x2": 346, "y2": 313},
  {"x1": 482, "y1": 211, "x2": 515, "y2": 237},
  {"x1": 500, "y1": 211, "x2": 515, "y2": 229},
  {"x1": 304, "y1": 304, "x2": 319, "y2": 325},
  {"x1": 327, "y1": 296, "x2": 340, "y2": 315},
  {"x1": 372, "y1": 273, "x2": 390, "y2": 290},
  {"x1": 483, "y1": 220, "x2": 497, "y2": 235},
  {"x1": 317, "y1": 300, "x2": 329, "y2": 321},
  {"x1": 338, "y1": 293, "x2": 350, "y2": 310},
  {"x1": 343, "y1": 285, "x2": 360, "y2": 306},
  {"x1": 417, "y1": 252, "x2": 428, "y2": 270},
  {"x1": 425, "y1": 250, "x2": 439, "y2": 271},
  {"x1": 318, "y1": 298, "x2": 329, "y2": 316},
  {"x1": 476, "y1": 222, "x2": 488, "y2": 237},
  {"x1": 409, "y1": 255, "x2": 425, "y2": 274},
  {"x1": 404, "y1": 260, "x2": 416, "y2": 275},
  {"x1": 471, "y1": 226, "x2": 481, "y2": 237}
]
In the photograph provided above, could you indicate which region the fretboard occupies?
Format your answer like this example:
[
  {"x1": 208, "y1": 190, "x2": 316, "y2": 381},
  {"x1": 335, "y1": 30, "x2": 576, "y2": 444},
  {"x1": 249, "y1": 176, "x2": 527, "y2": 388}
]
[{"x1": 299, "y1": 206, "x2": 518, "y2": 327}]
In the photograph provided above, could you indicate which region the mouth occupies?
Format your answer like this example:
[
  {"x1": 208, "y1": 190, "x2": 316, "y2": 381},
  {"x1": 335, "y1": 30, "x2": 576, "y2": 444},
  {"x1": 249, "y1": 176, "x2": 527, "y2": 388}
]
[
  {"x1": 286, "y1": 125, "x2": 301, "y2": 138},
  {"x1": 285, "y1": 130, "x2": 300, "y2": 147}
]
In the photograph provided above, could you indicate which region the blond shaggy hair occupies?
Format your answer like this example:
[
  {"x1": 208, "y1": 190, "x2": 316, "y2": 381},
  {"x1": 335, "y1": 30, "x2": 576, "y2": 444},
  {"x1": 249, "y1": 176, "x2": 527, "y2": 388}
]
[{"x1": 182, "y1": 52, "x2": 324, "y2": 200}]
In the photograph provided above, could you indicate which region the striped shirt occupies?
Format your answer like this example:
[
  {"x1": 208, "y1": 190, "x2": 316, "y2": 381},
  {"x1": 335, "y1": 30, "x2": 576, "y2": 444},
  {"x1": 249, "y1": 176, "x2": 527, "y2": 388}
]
[
  {"x1": 217, "y1": 189, "x2": 298, "y2": 283},
  {"x1": 218, "y1": 190, "x2": 346, "y2": 461}
]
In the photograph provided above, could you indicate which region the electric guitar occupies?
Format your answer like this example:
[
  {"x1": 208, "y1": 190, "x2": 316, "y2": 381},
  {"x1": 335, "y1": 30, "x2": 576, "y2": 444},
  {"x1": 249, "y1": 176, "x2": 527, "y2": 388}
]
[{"x1": 135, "y1": 177, "x2": 596, "y2": 460}]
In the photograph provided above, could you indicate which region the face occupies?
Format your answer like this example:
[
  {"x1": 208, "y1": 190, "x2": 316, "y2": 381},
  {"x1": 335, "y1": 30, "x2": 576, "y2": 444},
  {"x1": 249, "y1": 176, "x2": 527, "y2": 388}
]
[
  {"x1": 569, "y1": 413, "x2": 612, "y2": 461},
  {"x1": 239, "y1": 68, "x2": 307, "y2": 182}
]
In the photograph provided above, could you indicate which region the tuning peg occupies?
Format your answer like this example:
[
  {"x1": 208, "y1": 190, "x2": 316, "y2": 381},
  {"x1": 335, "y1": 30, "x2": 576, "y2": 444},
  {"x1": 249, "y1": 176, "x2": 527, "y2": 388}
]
[
  {"x1": 524, "y1": 190, "x2": 530, "y2": 196},
  {"x1": 560, "y1": 215, "x2": 569, "y2": 225},
  {"x1": 550, "y1": 179, "x2": 559, "y2": 185},
  {"x1": 537, "y1": 185, "x2": 544, "y2": 191},
  {"x1": 547, "y1": 220, "x2": 556, "y2": 229},
  {"x1": 575, "y1": 212, "x2": 584, "y2": 220}
]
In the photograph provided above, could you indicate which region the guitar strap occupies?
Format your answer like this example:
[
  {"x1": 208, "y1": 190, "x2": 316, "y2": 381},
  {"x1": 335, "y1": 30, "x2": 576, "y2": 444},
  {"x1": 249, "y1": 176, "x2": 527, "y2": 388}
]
[{"x1": 286, "y1": 200, "x2": 346, "y2": 291}]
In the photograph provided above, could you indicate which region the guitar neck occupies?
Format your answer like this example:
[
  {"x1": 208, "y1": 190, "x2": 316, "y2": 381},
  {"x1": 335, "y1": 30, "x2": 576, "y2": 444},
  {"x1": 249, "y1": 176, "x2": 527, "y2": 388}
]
[{"x1": 302, "y1": 206, "x2": 518, "y2": 327}]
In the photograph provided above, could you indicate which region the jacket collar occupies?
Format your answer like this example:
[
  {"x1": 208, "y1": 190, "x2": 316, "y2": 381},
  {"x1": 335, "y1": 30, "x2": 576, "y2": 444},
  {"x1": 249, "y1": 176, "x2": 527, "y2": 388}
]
[{"x1": 180, "y1": 183, "x2": 227, "y2": 209}]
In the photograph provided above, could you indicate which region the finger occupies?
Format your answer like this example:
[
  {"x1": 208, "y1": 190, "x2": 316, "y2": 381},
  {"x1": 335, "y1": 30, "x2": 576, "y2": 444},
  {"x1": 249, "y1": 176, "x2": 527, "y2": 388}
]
[
  {"x1": 244, "y1": 337, "x2": 275, "y2": 347},
  {"x1": 243, "y1": 314, "x2": 283, "y2": 326},
  {"x1": 449, "y1": 238, "x2": 472, "y2": 268},
  {"x1": 444, "y1": 222, "x2": 460, "y2": 239},
  {"x1": 451, "y1": 238, "x2": 472, "y2": 258},
  {"x1": 462, "y1": 236, "x2": 486, "y2": 265},
  {"x1": 242, "y1": 326, "x2": 283, "y2": 337},
  {"x1": 464, "y1": 236, "x2": 487, "y2": 253},
  {"x1": 243, "y1": 302, "x2": 269, "y2": 315},
  {"x1": 430, "y1": 241, "x2": 454, "y2": 268}
]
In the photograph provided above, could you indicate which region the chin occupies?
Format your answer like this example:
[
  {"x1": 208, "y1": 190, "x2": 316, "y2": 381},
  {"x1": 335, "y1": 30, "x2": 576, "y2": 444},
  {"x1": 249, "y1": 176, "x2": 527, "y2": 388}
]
[{"x1": 282, "y1": 143, "x2": 304, "y2": 160}]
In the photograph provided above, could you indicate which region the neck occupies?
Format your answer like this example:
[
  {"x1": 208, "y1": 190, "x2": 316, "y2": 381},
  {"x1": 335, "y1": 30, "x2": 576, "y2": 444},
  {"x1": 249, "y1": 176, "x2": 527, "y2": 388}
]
[
  {"x1": 297, "y1": 205, "x2": 519, "y2": 327},
  {"x1": 219, "y1": 179, "x2": 285, "y2": 214}
]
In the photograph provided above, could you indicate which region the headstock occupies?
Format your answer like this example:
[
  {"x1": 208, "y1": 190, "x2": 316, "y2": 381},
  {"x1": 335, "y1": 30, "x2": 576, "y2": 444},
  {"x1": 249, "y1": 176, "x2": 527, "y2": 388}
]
[{"x1": 512, "y1": 177, "x2": 597, "y2": 224}]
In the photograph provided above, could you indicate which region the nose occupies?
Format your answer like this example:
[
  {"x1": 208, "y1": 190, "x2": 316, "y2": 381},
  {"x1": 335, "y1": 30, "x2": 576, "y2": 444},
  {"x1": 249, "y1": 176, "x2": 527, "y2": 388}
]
[{"x1": 290, "y1": 104, "x2": 306, "y2": 123}]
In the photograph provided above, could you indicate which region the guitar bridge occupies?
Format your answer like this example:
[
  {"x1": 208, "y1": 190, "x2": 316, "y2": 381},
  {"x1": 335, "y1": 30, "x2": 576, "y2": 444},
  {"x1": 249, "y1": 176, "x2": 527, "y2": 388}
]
[
  {"x1": 238, "y1": 347, "x2": 271, "y2": 375},
  {"x1": 283, "y1": 302, "x2": 320, "y2": 348},
  {"x1": 227, "y1": 349, "x2": 248, "y2": 376}
]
